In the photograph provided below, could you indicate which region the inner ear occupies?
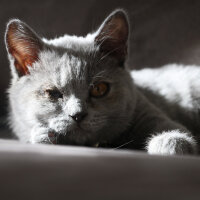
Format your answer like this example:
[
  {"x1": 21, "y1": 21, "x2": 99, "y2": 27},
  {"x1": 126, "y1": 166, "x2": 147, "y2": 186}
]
[
  {"x1": 5, "y1": 19, "x2": 43, "y2": 76},
  {"x1": 95, "y1": 9, "x2": 129, "y2": 65}
]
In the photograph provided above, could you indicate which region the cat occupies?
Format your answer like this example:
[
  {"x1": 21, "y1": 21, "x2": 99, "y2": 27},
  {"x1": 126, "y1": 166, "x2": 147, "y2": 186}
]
[{"x1": 5, "y1": 9, "x2": 199, "y2": 155}]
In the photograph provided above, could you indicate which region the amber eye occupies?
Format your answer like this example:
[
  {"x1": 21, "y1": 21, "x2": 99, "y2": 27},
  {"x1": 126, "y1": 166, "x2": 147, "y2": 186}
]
[
  {"x1": 45, "y1": 89, "x2": 63, "y2": 100},
  {"x1": 90, "y1": 82, "x2": 109, "y2": 98}
]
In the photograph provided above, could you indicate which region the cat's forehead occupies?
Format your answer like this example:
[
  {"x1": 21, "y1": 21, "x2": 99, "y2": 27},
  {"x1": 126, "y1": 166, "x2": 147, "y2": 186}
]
[
  {"x1": 33, "y1": 48, "x2": 115, "y2": 91},
  {"x1": 35, "y1": 50, "x2": 94, "y2": 89}
]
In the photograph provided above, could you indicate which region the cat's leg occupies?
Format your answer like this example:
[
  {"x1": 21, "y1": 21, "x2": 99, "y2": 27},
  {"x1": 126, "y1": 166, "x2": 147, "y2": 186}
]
[
  {"x1": 133, "y1": 93, "x2": 198, "y2": 155},
  {"x1": 30, "y1": 126, "x2": 57, "y2": 144},
  {"x1": 146, "y1": 130, "x2": 197, "y2": 155}
]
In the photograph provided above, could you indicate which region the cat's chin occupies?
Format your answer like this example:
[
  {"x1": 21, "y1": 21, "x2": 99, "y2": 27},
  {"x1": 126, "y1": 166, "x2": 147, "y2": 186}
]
[{"x1": 54, "y1": 126, "x2": 97, "y2": 145}]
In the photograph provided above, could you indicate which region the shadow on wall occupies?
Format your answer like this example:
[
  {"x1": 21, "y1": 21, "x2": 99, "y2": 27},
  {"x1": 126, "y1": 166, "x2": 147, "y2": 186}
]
[{"x1": 1, "y1": 0, "x2": 200, "y2": 125}]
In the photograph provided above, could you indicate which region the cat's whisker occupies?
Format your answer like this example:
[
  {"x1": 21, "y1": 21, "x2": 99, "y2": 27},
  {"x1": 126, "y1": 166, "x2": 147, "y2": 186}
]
[{"x1": 113, "y1": 139, "x2": 135, "y2": 149}]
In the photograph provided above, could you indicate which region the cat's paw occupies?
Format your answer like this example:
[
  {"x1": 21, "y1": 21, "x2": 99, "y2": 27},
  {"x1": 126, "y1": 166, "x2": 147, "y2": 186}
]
[
  {"x1": 147, "y1": 130, "x2": 197, "y2": 155},
  {"x1": 30, "y1": 133, "x2": 51, "y2": 144},
  {"x1": 30, "y1": 127, "x2": 56, "y2": 144}
]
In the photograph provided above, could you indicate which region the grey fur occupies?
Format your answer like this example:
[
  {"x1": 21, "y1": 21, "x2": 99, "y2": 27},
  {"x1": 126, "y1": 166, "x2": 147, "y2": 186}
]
[{"x1": 5, "y1": 10, "x2": 198, "y2": 155}]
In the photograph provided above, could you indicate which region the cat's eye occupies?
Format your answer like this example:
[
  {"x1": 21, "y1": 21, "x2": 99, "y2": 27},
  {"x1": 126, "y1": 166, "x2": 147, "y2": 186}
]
[
  {"x1": 90, "y1": 82, "x2": 109, "y2": 98},
  {"x1": 45, "y1": 89, "x2": 63, "y2": 100}
]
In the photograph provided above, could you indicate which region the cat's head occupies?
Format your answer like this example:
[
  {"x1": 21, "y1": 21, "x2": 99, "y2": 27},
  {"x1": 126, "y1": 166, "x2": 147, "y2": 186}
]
[{"x1": 5, "y1": 9, "x2": 136, "y2": 145}]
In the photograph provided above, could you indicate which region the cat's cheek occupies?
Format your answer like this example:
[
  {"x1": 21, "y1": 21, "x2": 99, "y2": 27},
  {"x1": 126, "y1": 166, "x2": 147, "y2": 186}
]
[
  {"x1": 48, "y1": 118, "x2": 69, "y2": 133},
  {"x1": 32, "y1": 100, "x2": 59, "y2": 122},
  {"x1": 146, "y1": 130, "x2": 197, "y2": 155}
]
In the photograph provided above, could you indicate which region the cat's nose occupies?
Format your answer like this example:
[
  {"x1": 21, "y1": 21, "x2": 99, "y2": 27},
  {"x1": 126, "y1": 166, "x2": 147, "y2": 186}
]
[{"x1": 70, "y1": 112, "x2": 88, "y2": 123}]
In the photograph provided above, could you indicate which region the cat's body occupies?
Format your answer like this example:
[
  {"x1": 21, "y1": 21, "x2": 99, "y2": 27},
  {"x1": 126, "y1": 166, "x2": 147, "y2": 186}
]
[
  {"x1": 132, "y1": 65, "x2": 200, "y2": 150},
  {"x1": 5, "y1": 10, "x2": 198, "y2": 155}
]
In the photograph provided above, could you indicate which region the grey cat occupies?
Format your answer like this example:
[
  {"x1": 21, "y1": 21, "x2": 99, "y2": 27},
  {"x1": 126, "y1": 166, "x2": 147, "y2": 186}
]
[{"x1": 5, "y1": 9, "x2": 199, "y2": 155}]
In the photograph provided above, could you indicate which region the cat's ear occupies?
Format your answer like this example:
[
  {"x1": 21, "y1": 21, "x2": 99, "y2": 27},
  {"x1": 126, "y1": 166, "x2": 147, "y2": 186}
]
[
  {"x1": 5, "y1": 19, "x2": 43, "y2": 77},
  {"x1": 95, "y1": 9, "x2": 129, "y2": 66}
]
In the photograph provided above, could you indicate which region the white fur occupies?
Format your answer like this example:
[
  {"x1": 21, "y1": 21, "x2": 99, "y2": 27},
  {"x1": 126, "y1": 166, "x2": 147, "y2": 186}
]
[
  {"x1": 30, "y1": 126, "x2": 50, "y2": 144},
  {"x1": 147, "y1": 130, "x2": 196, "y2": 155},
  {"x1": 65, "y1": 95, "x2": 82, "y2": 116},
  {"x1": 131, "y1": 64, "x2": 200, "y2": 109},
  {"x1": 42, "y1": 33, "x2": 97, "y2": 52}
]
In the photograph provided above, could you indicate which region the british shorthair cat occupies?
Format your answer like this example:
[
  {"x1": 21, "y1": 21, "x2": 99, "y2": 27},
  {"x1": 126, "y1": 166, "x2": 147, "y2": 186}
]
[{"x1": 5, "y1": 9, "x2": 199, "y2": 155}]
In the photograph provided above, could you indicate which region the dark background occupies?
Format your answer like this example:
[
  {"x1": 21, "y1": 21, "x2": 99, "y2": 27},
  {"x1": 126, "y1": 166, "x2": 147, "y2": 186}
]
[{"x1": 1, "y1": 0, "x2": 200, "y2": 137}]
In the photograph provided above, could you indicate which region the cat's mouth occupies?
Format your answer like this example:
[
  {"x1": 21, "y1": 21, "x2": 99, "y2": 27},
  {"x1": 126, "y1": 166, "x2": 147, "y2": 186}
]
[{"x1": 47, "y1": 117, "x2": 104, "y2": 145}]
